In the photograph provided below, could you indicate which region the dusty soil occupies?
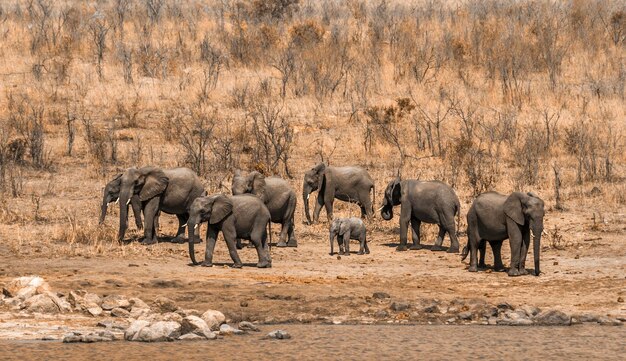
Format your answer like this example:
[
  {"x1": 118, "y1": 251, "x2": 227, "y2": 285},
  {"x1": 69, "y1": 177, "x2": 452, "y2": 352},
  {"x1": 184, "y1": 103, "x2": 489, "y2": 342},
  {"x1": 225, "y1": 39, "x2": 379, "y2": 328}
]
[{"x1": 1, "y1": 205, "x2": 624, "y2": 325}]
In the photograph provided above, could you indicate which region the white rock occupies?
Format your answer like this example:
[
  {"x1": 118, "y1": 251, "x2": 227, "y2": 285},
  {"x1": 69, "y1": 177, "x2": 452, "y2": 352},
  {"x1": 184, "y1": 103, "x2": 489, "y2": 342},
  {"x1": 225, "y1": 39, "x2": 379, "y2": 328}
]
[
  {"x1": 129, "y1": 298, "x2": 150, "y2": 309},
  {"x1": 201, "y1": 310, "x2": 225, "y2": 330},
  {"x1": 267, "y1": 330, "x2": 291, "y2": 339},
  {"x1": 181, "y1": 316, "x2": 211, "y2": 336},
  {"x1": 219, "y1": 324, "x2": 244, "y2": 335},
  {"x1": 23, "y1": 294, "x2": 60, "y2": 314},
  {"x1": 101, "y1": 295, "x2": 130, "y2": 311},
  {"x1": 134, "y1": 321, "x2": 181, "y2": 342},
  {"x1": 178, "y1": 333, "x2": 205, "y2": 341},
  {"x1": 3, "y1": 276, "x2": 50, "y2": 301},
  {"x1": 124, "y1": 320, "x2": 151, "y2": 341},
  {"x1": 238, "y1": 321, "x2": 260, "y2": 332}
]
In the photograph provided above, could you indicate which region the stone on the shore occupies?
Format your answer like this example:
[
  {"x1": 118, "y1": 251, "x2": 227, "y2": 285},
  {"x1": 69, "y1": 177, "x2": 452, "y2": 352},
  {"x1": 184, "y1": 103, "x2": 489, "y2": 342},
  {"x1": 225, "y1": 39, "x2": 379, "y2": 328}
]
[
  {"x1": 597, "y1": 316, "x2": 622, "y2": 326},
  {"x1": 178, "y1": 333, "x2": 205, "y2": 341},
  {"x1": 124, "y1": 320, "x2": 151, "y2": 341},
  {"x1": 87, "y1": 306, "x2": 103, "y2": 317},
  {"x1": 497, "y1": 311, "x2": 533, "y2": 326},
  {"x1": 533, "y1": 310, "x2": 571, "y2": 326},
  {"x1": 219, "y1": 324, "x2": 244, "y2": 335},
  {"x1": 177, "y1": 309, "x2": 201, "y2": 317},
  {"x1": 390, "y1": 302, "x2": 410, "y2": 311},
  {"x1": 577, "y1": 314, "x2": 599, "y2": 323},
  {"x1": 23, "y1": 294, "x2": 60, "y2": 314},
  {"x1": 372, "y1": 292, "x2": 391, "y2": 299},
  {"x1": 111, "y1": 307, "x2": 131, "y2": 318},
  {"x1": 267, "y1": 330, "x2": 291, "y2": 340},
  {"x1": 129, "y1": 298, "x2": 150, "y2": 310},
  {"x1": 458, "y1": 311, "x2": 473, "y2": 320},
  {"x1": 133, "y1": 321, "x2": 182, "y2": 342},
  {"x1": 239, "y1": 321, "x2": 260, "y2": 332},
  {"x1": 101, "y1": 295, "x2": 130, "y2": 311},
  {"x1": 2, "y1": 276, "x2": 50, "y2": 301},
  {"x1": 201, "y1": 310, "x2": 226, "y2": 330},
  {"x1": 63, "y1": 330, "x2": 116, "y2": 343},
  {"x1": 518, "y1": 305, "x2": 541, "y2": 317},
  {"x1": 152, "y1": 296, "x2": 179, "y2": 313},
  {"x1": 181, "y1": 316, "x2": 211, "y2": 336}
]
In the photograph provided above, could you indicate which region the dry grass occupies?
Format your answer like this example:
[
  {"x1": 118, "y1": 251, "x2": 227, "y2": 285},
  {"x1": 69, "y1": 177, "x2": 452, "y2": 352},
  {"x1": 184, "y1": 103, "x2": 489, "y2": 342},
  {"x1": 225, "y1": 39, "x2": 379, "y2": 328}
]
[{"x1": 0, "y1": 0, "x2": 624, "y2": 257}]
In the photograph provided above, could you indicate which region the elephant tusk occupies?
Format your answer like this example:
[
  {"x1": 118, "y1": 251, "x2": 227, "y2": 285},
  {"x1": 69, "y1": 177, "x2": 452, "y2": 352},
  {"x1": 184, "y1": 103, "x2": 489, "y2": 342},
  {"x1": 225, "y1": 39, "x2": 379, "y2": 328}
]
[
  {"x1": 115, "y1": 199, "x2": 119, "y2": 205},
  {"x1": 377, "y1": 206, "x2": 385, "y2": 212},
  {"x1": 306, "y1": 194, "x2": 310, "y2": 200},
  {"x1": 194, "y1": 224, "x2": 198, "y2": 231},
  {"x1": 181, "y1": 223, "x2": 187, "y2": 228},
  {"x1": 126, "y1": 199, "x2": 131, "y2": 206}
]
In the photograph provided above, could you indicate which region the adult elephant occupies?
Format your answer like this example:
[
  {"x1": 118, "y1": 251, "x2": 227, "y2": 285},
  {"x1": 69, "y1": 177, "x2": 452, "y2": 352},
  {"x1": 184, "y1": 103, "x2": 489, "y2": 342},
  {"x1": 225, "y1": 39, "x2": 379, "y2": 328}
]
[
  {"x1": 99, "y1": 174, "x2": 160, "y2": 232},
  {"x1": 232, "y1": 170, "x2": 297, "y2": 247},
  {"x1": 461, "y1": 192, "x2": 544, "y2": 276},
  {"x1": 302, "y1": 163, "x2": 375, "y2": 224},
  {"x1": 187, "y1": 194, "x2": 272, "y2": 268},
  {"x1": 380, "y1": 177, "x2": 460, "y2": 253},
  {"x1": 117, "y1": 166, "x2": 205, "y2": 245}
]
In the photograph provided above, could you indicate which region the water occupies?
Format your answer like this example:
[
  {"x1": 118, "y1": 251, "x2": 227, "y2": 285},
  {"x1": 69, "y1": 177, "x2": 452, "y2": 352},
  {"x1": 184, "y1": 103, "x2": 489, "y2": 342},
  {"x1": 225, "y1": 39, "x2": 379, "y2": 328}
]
[{"x1": 0, "y1": 324, "x2": 623, "y2": 360}]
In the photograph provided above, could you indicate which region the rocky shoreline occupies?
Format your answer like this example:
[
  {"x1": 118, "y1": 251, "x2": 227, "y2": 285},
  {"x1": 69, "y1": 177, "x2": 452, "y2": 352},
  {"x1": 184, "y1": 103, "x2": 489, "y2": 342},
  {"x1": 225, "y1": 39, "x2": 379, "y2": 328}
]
[{"x1": 1, "y1": 276, "x2": 622, "y2": 343}]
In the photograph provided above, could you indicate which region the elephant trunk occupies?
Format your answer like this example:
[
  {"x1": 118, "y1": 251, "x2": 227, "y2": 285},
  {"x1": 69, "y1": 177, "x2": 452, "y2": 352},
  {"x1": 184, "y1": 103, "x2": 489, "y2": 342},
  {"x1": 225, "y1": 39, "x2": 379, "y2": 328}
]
[
  {"x1": 118, "y1": 191, "x2": 131, "y2": 242},
  {"x1": 99, "y1": 192, "x2": 113, "y2": 225},
  {"x1": 380, "y1": 198, "x2": 394, "y2": 221},
  {"x1": 532, "y1": 220, "x2": 543, "y2": 276},
  {"x1": 302, "y1": 183, "x2": 313, "y2": 224},
  {"x1": 188, "y1": 218, "x2": 200, "y2": 265}
]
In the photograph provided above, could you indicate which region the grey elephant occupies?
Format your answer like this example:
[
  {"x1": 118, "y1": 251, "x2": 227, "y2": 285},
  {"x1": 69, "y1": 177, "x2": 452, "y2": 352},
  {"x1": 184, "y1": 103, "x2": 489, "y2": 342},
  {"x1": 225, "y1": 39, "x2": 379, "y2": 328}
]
[
  {"x1": 187, "y1": 194, "x2": 272, "y2": 268},
  {"x1": 461, "y1": 192, "x2": 544, "y2": 276},
  {"x1": 329, "y1": 217, "x2": 369, "y2": 255},
  {"x1": 302, "y1": 163, "x2": 375, "y2": 224},
  {"x1": 100, "y1": 174, "x2": 160, "y2": 233},
  {"x1": 232, "y1": 170, "x2": 297, "y2": 247},
  {"x1": 117, "y1": 166, "x2": 205, "y2": 245},
  {"x1": 380, "y1": 178, "x2": 460, "y2": 253}
]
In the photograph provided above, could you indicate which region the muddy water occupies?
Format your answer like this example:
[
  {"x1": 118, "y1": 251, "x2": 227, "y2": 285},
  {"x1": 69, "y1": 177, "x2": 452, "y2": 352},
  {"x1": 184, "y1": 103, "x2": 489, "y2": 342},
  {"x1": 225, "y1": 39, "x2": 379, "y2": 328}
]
[{"x1": 0, "y1": 325, "x2": 623, "y2": 360}]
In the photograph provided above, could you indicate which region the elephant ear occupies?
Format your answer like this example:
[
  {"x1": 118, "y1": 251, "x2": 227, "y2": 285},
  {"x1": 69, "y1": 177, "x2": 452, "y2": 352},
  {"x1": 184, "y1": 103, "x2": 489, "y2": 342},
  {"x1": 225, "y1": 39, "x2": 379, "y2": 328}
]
[
  {"x1": 249, "y1": 171, "x2": 267, "y2": 202},
  {"x1": 504, "y1": 192, "x2": 525, "y2": 225},
  {"x1": 313, "y1": 163, "x2": 326, "y2": 174},
  {"x1": 339, "y1": 220, "x2": 350, "y2": 234},
  {"x1": 391, "y1": 178, "x2": 402, "y2": 205},
  {"x1": 209, "y1": 195, "x2": 233, "y2": 224},
  {"x1": 106, "y1": 174, "x2": 123, "y2": 195},
  {"x1": 139, "y1": 168, "x2": 169, "y2": 201}
]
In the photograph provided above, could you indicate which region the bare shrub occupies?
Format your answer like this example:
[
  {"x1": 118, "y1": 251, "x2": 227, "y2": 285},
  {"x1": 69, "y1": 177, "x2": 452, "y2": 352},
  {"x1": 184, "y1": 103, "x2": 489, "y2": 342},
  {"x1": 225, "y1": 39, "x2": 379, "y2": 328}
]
[
  {"x1": 364, "y1": 98, "x2": 415, "y2": 167},
  {"x1": 174, "y1": 103, "x2": 216, "y2": 177}
]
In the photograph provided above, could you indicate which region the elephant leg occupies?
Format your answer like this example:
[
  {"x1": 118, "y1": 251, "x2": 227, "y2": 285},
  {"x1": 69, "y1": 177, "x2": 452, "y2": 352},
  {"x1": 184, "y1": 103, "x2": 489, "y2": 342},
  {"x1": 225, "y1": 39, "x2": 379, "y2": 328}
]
[
  {"x1": 313, "y1": 193, "x2": 324, "y2": 224},
  {"x1": 409, "y1": 218, "x2": 422, "y2": 250},
  {"x1": 338, "y1": 235, "x2": 345, "y2": 255},
  {"x1": 358, "y1": 234, "x2": 366, "y2": 255},
  {"x1": 343, "y1": 230, "x2": 351, "y2": 255},
  {"x1": 364, "y1": 235, "x2": 370, "y2": 254},
  {"x1": 287, "y1": 219, "x2": 297, "y2": 247},
  {"x1": 223, "y1": 231, "x2": 243, "y2": 269},
  {"x1": 359, "y1": 190, "x2": 373, "y2": 221},
  {"x1": 397, "y1": 205, "x2": 411, "y2": 251},
  {"x1": 153, "y1": 210, "x2": 160, "y2": 236},
  {"x1": 431, "y1": 225, "x2": 447, "y2": 252},
  {"x1": 141, "y1": 198, "x2": 159, "y2": 245},
  {"x1": 467, "y1": 224, "x2": 480, "y2": 273},
  {"x1": 202, "y1": 227, "x2": 218, "y2": 267},
  {"x1": 507, "y1": 219, "x2": 524, "y2": 276},
  {"x1": 323, "y1": 189, "x2": 336, "y2": 222},
  {"x1": 490, "y1": 241, "x2": 505, "y2": 271},
  {"x1": 444, "y1": 215, "x2": 460, "y2": 253},
  {"x1": 276, "y1": 220, "x2": 289, "y2": 247},
  {"x1": 172, "y1": 214, "x2": 188, "y2": 244},
  {"x1": 519, "y1": 229, "x2": 530, "y2": 275},
  {"x1": 478, "y1": 240, "x2": 487, "y2": 268}
]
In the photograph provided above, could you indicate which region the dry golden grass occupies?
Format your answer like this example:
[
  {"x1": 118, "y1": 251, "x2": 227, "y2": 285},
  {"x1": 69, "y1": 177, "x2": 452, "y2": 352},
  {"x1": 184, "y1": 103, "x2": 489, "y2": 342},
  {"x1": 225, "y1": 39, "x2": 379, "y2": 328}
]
[{"x1": 0, "y1": 0, "x2": 623, "y2": 257}]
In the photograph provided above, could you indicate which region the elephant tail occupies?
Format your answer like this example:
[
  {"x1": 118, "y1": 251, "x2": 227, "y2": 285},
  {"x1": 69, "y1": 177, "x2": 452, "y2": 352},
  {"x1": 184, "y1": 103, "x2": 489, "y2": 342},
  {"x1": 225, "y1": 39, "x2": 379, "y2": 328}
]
[
  {"x1": 267, "y1": 220, "x2": 272, "y2": 252},
  {"x1": 371, "y1": 184, "x2": 375, "y2": 216},
  {"x1": 455, "y1": 198, "x2": 461, "y2": 238}
]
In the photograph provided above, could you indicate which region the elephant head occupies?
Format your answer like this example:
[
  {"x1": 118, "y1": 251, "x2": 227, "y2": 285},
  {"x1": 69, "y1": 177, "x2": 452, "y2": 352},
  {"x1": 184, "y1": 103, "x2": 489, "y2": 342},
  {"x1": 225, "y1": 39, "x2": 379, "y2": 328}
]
[
  {"x1": 118, "y1": 167, "x2": 169, "y2": 241},
  {"x1": 380, "y1": 178, "x2": 402, "y2": 221},
  {"x1": 100, "y1": 174, "x2": 122, "y2": 225},
  {"x1": 504, "y1": 192, "x2": 545, "y2": 276},
  {"x1": 302, "y1": 163, "x2": 326, "y2": 224},
  {"x1": 187, "y1": 194, "x2": 233, "y2": 265},
  {"x1": 232, "y1": 170, "x2": 267, "y2": 202},
  {"x1": 100, "y1": 174, "x2": 143, "y2": 230}
]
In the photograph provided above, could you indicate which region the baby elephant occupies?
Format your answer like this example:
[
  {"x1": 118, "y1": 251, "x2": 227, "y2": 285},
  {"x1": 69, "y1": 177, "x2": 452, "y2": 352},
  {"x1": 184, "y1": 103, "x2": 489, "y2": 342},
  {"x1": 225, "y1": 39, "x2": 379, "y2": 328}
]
[{"x1": 329, "y1": 217, "x2": 369, "y2": 256}]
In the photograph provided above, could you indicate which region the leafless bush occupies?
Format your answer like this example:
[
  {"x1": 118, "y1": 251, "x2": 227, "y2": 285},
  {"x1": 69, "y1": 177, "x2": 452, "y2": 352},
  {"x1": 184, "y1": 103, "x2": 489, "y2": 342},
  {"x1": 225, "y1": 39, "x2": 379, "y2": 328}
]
[
  {"x1": 174, "y1": 103, "x2": 216, "y2": 176},
  {"x1": 88, "y1": 14, "x2": 110, "y2": 80},
  {"x1": 81, "y1": 111, "x2": 108, "y2": 167},
  {"x1": 6, "y1": 95, "x2": 51, "y2": 169},
  {"x1": 247, "y1": 90, "x2": 294, "y2": 177},
  {"x1": 115, "y1": 95, "x2": 142, "y2": 128},
  {"x1": 364, "y1": 98, "x2": 414, "y2": 167},
  {"x1": 514, "y1": 123, "x2": 549, "y2": 187}
]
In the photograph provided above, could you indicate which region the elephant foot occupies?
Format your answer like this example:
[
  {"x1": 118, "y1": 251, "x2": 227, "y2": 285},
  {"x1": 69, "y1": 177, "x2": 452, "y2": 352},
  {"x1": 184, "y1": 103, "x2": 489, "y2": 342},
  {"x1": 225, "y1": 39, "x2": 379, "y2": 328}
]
[
  {"x1": 519, "y1": 268, "x2": 529, "y2": 276},
  {"x1": 357, "y1": 251, "x2": 365, "y2": 255},
  {"x1": 232, "y1": 263, "x2": 243, "y2": 269},
  {"x1": 343, "y1": 252, "x2": 351, "y2": 256},
  {"x1": 507, "y1": 268, "x2": 522, "y2": 277},
  {"x1": 365, "y1": 249, "x2": 370, "y2": 254},
  {"x1": 478, "y1": 262, "x2": 487, "y2": 269},
  {"x1": 140, "y1": 238, "x2": 157, "y2": 245},
  {"x1": 447, "y1": 246, "x2": 459, "y2": 254},
  {"x1": 287, "y1": 240, "x2": 298, "y2": 247},
  {"x1": 468, "y1": 265, "x2": 478, "y2": 272},
  {"x1": 329, "y1": 252, "x2": 334, "y2": 256},
  {"x1": 409, "y1": 244, "x2": 423, "y2": 251},
  {"x1": 276, "y1": 241, "x2": 288, "y2": 247},
  {"x1": 246, "y1": 243, "x2": 255, "y2": 248},
  {"x1": 201, "y1": 262, "x2": 213, "y2": 267},
  {"x1": 192, "y1": 238, "x2": 202, "y2": 244},
  {"x1": 396, "y1": 245, "x2": 408, "y2": 252},
  {"x1": 236, "y1": 243, "x2": 244, "y2": 250},
  {"x1": 494, "y1": 264, "x2": 506, "y2": 272},
  {"x1": 171, "y1": 237, "x2": 185, "y2": 244},
  {"x1": 431, "y1": 245, "x2": 446, "y2": 252},
  {"x1": 257, "y1": 261, "x2": 272, "y2": 268}
]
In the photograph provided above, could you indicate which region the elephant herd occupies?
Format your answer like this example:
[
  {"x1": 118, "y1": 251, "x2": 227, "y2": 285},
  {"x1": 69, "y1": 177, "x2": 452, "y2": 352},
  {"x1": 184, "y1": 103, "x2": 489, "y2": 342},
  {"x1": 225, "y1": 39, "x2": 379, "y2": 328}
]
[{"x1": 100, "y1": 163, "x2": 545, "y2": 276}]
